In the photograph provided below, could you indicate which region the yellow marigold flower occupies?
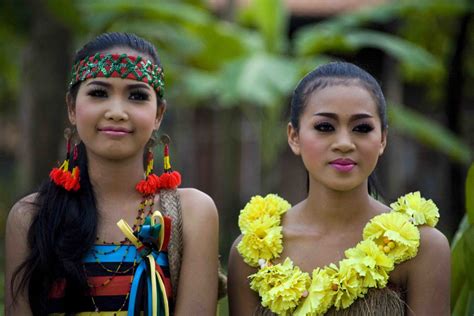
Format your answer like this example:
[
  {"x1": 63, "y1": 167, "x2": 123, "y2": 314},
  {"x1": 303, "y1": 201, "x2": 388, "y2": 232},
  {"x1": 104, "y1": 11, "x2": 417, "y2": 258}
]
[
  {"x1": 250, "y1": 258, "x2": 310, "y2": 315},
  {"x1": 390, "y1": 191, "x2": 439, "y2": 227},
  {"x1": 238, "y1": 194, "x2": 291, "y2": 233},
  {"x1": 332, "y1": 260, "x2": 365, "y2": 310},
  {"x1": 345, "y1": 239, "x2": 394, "y2": 288},
  {"x1": 363, "y1": 212, "x2": 420, "y2": 264},
  {"x1": 294, "y1": 267, "x2": 337, "y2": 316},
  {"x1": 237, "y1": 216, "x2": 283, "y2": 267}
]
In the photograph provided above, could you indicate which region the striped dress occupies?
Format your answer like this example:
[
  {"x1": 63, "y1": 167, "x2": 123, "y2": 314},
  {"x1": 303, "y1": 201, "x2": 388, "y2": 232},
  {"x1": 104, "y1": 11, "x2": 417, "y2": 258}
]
[{"x1": 48, "y1": 244, "x2": 172, "y2": 315}]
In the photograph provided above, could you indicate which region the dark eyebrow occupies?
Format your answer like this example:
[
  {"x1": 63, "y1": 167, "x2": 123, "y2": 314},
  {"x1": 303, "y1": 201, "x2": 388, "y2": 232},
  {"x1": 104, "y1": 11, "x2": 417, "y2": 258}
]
[
  {"x1": 87, "y1": 80, "x2": 111, "y2": 87},
  {"x1": 86, "y1": 80, "x2": 152, "y2": 91},
  {"x1": 314, "y1": 112, "x2": 374, "y2": 122},
  {"x1": 127, "y1": 83, "x2": 153, "y2": 91}
]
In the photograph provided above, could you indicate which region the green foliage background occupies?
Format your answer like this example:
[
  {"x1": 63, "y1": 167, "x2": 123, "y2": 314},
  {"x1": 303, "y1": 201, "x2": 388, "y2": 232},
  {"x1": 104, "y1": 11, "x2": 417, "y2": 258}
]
[
  {"x1": 1, "y1": 0, "x2": 473, "y2": 314},
  {"x1": 451, "y1": 163, "x2": 474, "y2": 315}
]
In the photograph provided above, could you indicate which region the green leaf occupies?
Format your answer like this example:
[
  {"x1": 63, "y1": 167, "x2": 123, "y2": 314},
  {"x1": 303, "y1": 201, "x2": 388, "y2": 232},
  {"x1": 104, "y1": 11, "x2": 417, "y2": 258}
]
[
  {"x1": 46, "y1": 0, "x2": 84, "y2": 31},
  {"x1": 451, "y1": 226, "x2": 474, "y2": 315},
  {"x1": 345, "y1": 31, "x2": 442, "y2": 76},
  {"x1": 295, "y1": 28, "x2": 442, "y2": 77},
  {"x1": 0, "y1": 26, "x2": 23, "y2": 105},
  {"x1": 294, "y1": 24, "x2": 352, "y2": 55},
  {"x1": 78, "y1": 0, "x2": 212, "y2": 26},
  {"x1": 467, "y1": 292, "x2": 474, "y2": 316},
  {"x1": 462, "y1": 226, "x2": 474, "y2": 288},
  {"x1": 296, "y1": 0, "x2": 471, "y2": 33},
  {"x1": 100, "y1": 20, "x2": 203, "y2": 56},
  {"x1": 452, "y1": 214, "x2": 469, "y2": 248},
  {"x1": 77, "y1": 0, "x2": 256, "y2": 70},
  {"x1": 453, "y1": 283, "x2": 469, "y2": 316},
  {"x1": 238, "y1": 0, "x2": 288, "y2": 53},
  {"x1": 180, "y1": 70, "x2": 220, "y2": 104},
  {"x1": 466, "y1": 163, "x2": 474, "y2": 224},
  {"x1": 183, "y1": 22, "x2": 259, "y2": 70},
  {"x1": 451, "y1": 228, "x2": 467, "y2": 305},
  {"x1": 388, "y1": 104, "x2": 472, "y2": 164},
  {"x1": 217, "y1": 54, "x2": 300, "y2": 107},
  {"x1": 297, "y1": 56, "x2": 334, "y2": 75}
]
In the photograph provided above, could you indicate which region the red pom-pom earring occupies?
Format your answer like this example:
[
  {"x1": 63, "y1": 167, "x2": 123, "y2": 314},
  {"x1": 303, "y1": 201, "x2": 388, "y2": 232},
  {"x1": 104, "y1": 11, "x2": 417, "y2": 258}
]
[
  {"x1": 49, "y1": 128, "x2": 80, "y2": 191},
  {"x1": 136, "y1": 133, "x2": 181, "y2": 195},
  {"x1": 158, "y1": 135, "x2": 181, "y2": 190},
  {"x1": 136, "y1": 145, "x2": 161, "y2": 196}
]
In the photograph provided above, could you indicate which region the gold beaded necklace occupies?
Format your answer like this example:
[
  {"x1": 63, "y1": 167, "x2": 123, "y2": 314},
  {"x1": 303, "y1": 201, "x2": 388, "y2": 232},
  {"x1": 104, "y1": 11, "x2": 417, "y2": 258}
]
[{"x1": 84, "y1": 194, "x2": 155, "y2": 312}]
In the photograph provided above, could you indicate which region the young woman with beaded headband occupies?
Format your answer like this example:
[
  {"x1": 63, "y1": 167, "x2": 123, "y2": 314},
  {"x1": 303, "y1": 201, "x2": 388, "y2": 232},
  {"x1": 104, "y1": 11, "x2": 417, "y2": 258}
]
[
  {"x1": 5, "y1": 32, "x2": 220, "y2": 315},
  {"x1": 228, "y1": 62, "x2": 450, "y2": 315}
]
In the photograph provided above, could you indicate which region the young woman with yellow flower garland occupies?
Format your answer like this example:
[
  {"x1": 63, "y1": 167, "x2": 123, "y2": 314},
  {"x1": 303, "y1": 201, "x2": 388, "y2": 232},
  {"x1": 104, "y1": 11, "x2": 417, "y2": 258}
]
[{"x1": 228, "y1": 62, "x2": 450, "y2": 315}]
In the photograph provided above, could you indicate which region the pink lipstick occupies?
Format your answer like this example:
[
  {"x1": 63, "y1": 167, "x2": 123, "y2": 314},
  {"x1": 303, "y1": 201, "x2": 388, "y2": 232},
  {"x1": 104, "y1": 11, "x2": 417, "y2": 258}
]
[
  {"x1": 330, "y1": 158, "x2": 356, "y2": 172},
  {"x1": 98, "y1": 126, "x2": 132, "y2": 137}
]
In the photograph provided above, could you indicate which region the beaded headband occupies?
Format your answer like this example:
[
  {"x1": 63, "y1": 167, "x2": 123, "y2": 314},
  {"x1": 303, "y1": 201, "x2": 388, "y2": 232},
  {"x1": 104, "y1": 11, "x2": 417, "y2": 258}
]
[{"x1": 69, "y1": 53, "x2": 165, "y2": 98}]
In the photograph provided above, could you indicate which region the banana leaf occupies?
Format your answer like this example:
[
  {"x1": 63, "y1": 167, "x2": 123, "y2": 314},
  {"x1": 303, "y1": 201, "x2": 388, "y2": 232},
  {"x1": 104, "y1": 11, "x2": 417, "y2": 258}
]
[{"x1": 388, "y1": 104, "x2": 472, "y2": 164}]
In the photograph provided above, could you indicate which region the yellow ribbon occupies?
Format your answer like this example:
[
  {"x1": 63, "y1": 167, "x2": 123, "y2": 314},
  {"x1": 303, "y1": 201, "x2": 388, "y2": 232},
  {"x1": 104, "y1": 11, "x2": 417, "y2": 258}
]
[
  {"x1": 116, "y1": 219, "x2": 143, "y2": 248},
  {"x1": 117, "y1": 210, "x2": 165, "y2": 250},
  {"x1": 147, "y1": 254, "x2": 158, "y2": 316},
  {"x1": 156, "y1": 264, "x2": 170, "y2": 316},
  {"x1": 150, "y1": 211, "x2": 166, "y2": 251},
  {"x1": 117, "y1": 211, "x2": 169, "y2": 316}
]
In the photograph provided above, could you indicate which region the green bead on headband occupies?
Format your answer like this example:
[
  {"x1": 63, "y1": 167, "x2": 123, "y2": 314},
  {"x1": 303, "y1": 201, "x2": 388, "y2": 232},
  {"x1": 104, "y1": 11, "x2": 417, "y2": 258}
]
[{"x1": 69, "y1": 53, "x2": 165, "y2": 98}]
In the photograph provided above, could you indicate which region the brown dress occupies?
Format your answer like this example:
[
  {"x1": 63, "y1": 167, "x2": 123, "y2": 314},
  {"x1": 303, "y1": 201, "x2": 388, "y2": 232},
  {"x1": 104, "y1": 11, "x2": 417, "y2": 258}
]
[{"x1": 254, "y1": 285, "x2": 406, "y2": 316}]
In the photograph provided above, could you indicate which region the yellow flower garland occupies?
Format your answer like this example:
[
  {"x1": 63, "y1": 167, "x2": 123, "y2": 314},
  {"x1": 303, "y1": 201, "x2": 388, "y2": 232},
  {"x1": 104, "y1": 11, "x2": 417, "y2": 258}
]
[{"x1": 237, "y1": 192, "x2": 439, "y2": 316}]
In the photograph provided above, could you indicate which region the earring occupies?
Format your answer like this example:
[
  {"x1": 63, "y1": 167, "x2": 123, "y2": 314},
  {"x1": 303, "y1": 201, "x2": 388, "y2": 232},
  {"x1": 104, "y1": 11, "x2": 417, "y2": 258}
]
[
  {"x1": 136, "y1": 132, "x2": 161, "y2": 196},
  {"x1": 49, "y1": 127, "x2": 80, "y2": 191},
  {"x1": 158, "y1": 134, "x2": 181, "y2": 190}
]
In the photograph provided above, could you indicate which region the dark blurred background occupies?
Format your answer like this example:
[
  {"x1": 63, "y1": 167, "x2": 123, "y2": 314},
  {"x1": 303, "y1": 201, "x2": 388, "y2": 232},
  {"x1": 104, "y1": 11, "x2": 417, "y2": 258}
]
[{"x1": 1, "y1": 0, "x2": 473, "y2": 313}]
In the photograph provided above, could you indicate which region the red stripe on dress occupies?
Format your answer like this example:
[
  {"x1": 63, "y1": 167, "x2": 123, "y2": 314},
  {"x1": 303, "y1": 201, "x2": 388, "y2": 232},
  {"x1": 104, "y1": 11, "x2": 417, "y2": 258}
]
[
  {"x1": 155, "y1": 263, "x2": 172, "y2": 299},
  {"x1": 88, "y1": 275, "x2": 131, "y2": 296},
  {"x1": 161, "y1": 216, "x2": 172, "y2": 251}
]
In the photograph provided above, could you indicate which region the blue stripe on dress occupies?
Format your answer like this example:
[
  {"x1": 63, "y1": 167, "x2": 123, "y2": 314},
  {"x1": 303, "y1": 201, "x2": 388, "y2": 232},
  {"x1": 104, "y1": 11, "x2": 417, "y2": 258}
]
[
  {"x1": 83, "y1": 245, "x2": 169, "y2": 266},
  {"x1": 83, "y1": 245, "x2": 137, "y2": 263}
]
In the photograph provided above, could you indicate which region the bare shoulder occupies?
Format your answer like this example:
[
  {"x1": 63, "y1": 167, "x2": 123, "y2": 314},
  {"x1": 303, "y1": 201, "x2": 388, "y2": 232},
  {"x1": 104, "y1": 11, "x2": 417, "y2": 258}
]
[
  {"x1": 229, "y1": 235, "x2": 249, "y2": 270},
  {"x1": 177, "y1": 188, "x2": 218, "y2": 221},
  {"x1": 405, "y1": 225, "x2": 450, "y2": 274},
  {"x1": 6, "y1": 193, "x2": 39, "y2": 231},
  {"x1": 401, "y1": 226, "x2": 450, "y2": 314},
  {"x1": 228, "y1": 234, "x2": 257, "y2": 283},
  {"x1": 229, "y1": 235, "x2": 243, "y2": 262},
  {"x1": 228, "y1": 234, "x2": 261, "y2": 315},
  {"x1": 5, "y1": 194, "x2": 39, "y2": 316},
  {"x1": 418, "y1": 225, "x2": 450, "y2": 256},
  {"x1": 172, "y1": 188, "x2": 219, "y2": 314}
]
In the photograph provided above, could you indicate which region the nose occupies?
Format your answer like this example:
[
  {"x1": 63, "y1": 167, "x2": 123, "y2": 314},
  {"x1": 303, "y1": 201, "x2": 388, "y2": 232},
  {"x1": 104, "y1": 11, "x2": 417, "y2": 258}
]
[
  {"x1": 104, "y1": 98, "x2": 129, "y2": 121},
  {"x1": 331, "y1": 129, "x2": 355, "y2": 153}
]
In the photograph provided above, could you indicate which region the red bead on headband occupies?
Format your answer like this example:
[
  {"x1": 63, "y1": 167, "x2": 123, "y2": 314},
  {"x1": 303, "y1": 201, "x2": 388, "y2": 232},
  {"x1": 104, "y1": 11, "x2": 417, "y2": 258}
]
[{"x1": 69, "y1": 53, "x2": 165, "y2": 98}]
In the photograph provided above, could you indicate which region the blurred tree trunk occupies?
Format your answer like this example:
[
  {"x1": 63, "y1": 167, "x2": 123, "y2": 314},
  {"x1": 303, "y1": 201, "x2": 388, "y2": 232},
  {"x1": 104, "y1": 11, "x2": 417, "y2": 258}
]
[
  {"x1": 381, "y1": 55, "x2": 410, "y2": 201},
  {"x1": 216, "y1": 107, "x2": 241, "y2": 260},
  {"x1": 18, "y1": 0, "x2": 71, "y2": 193},
  {"x1": 445, "y1": 13, "x2": 472, "y2": 231},
  {"x1": 239, "y1": 113, "x2": 261, "y2": 202},
  {"x1": 378, "y1": 21, "x2": 407, "y2": 200}
]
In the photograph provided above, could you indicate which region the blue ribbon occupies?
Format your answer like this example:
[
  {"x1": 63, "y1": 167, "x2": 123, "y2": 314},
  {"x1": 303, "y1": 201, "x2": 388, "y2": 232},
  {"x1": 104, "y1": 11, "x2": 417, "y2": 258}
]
[{"x1": 122, "y1": 214, "x2": 169, "y2": 316}]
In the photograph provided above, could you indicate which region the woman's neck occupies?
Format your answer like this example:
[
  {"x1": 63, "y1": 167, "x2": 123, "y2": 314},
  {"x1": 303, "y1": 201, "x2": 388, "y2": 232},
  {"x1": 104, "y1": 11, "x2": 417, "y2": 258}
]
[
  {"x1": 87, "y1": 153, "x2": 145, "y2": 201},
  {"x1": 301, "y1": 181, "x2": 374, "y2": 230}
]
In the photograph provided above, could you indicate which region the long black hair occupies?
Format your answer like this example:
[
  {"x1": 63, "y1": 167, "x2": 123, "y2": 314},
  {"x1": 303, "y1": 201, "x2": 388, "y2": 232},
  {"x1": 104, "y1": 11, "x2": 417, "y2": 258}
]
[
  {"x1": 12, "y1": 32, "x2": 163, "y2": 315},
  {"x1": 290, "y1": 61, "x2": 388, "y2": 197}
]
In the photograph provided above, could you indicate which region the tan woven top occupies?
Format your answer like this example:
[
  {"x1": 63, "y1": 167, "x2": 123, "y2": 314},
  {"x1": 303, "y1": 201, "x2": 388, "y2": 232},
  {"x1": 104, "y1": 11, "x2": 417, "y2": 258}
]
[
  {"x1": 159, "y1": 189, "x2": 227, "y2": 307},
  {"x1": 254, "y1": 285, "x2": 406, "y2": 316},
  {"x1": 159, "y1": 189, "x2": 184, "y2": 303}
]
